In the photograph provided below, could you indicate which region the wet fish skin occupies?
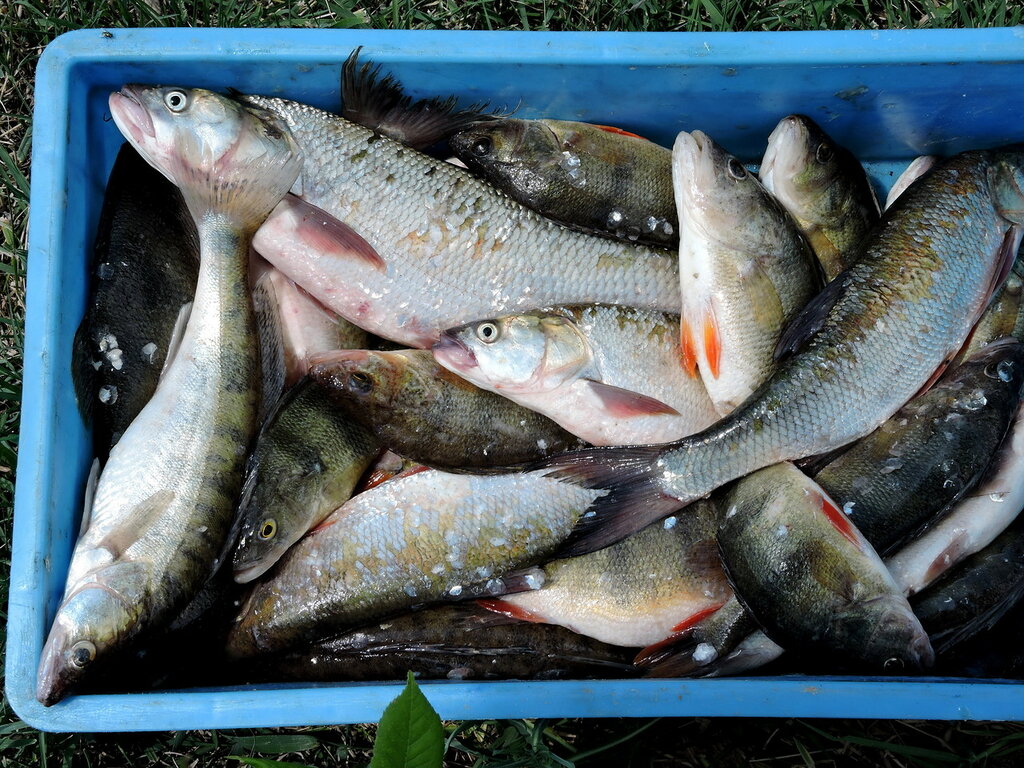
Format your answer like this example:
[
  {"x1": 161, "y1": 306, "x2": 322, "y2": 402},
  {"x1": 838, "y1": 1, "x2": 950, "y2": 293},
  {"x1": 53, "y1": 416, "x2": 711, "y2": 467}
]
[
  {"x1": 434, "y1": 305, "x2": 719, "y2": 446},
  {"x1": 543, "y1": 147, "x2": 1024, "y2": 550},
  {"x1": 245, "y1": 94, "x2": 681, "y2": 348},
  {"x1": 308, "y1": 349, "x2": 583, "y2": 470},
  {"x1": 37, "y1": 86, "x2": 301, "y2": 706},
  {"x1": 72, "y1": 144, "x2": 199, "y2": 454},
  {"x1": 886, "y1": 400, "x2": 1024, "y2": 597},
  {"x1": 241, "y1": 604, "x2": 638, "y2": 683},
  {"x1": 960, "y1": 273, "x2": 1023, "y2": 361},
  {"x1": 717, "y1": 462, "x2": 934, "y2": 672},
  {"x1": 760, "y1": 115, "x2": 880, "y2": 281},
  {"x1": 450, "y1": 118, "x2": 677, "y2": 247},
  {"x1": 813, "y1": 338, "x2": 1024, "y2": 555},
  {"x1": 912, "y1": 514, "x2": 1024, "y2": 655},
  {"x1": 232, "y1": 379, "x2": 381, "y2": 584},
  {"x1": 673, "y1": 130, "x2": 821, "y2": 414},
  {"x1": 226, "y1": 468, "x2": 605, "y2": 658},
  {"x1": 251, "y1": 263, "x2": 369, "y2": 420},
  {"x1": 495, "y1": 499, "x2": 732, "y2": 647}
]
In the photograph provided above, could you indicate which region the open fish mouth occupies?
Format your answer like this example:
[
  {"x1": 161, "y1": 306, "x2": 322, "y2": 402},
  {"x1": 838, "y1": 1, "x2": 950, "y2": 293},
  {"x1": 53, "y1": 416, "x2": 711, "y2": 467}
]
[
  {"x1": 109, "y1": 86, "x2": 156, "y2": 145},
  {"x1": 432, "y1": 331, "x2": 479, "y2": 371}
]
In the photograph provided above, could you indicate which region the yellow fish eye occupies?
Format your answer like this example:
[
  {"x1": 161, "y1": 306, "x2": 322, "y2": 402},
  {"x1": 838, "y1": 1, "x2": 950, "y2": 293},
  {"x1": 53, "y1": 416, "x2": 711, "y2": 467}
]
[{"x1": 259, "y1": 519, "x2": 277, "y2": 540}]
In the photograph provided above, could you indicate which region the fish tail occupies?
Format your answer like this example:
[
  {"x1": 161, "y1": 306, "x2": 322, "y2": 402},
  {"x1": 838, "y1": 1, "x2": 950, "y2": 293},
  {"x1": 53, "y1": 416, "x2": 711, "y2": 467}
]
[{"x1": 535, "y1": 445, "x2": 685, "y2": 557}]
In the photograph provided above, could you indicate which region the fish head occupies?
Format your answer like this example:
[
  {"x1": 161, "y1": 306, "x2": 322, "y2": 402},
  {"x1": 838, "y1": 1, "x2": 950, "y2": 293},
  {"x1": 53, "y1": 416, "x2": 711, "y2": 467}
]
[
  {"x1": 108, "y1": 85, "x2": 301, "y2": 224},
  {"x1": 450, "y1": 119, "x2": 559, "y2": 199},
  {"x1": 308, "y1": 349, "x2": 404, "y2": 409},
  {"x1": 450, "y1": 119, "x2": 536, "y2": 167},
  {"x1": 857, "y1": 595, "x2": 935, "y2": 673},
  {"x1": 673, "y1": 131, "x2": 768, "y2": 247},
  {"x1": 760, "y1": 115, "x2": 841, "y2": 211},
  {"x1": 232, "y1": 443, "x2": 329, "y2": 584},
  {"x1": 36, "y1": 582, "x2": 139, "y2": 705},
  {"x1": 989, "y1": 148, "x2": 1024, "y2": 226},
  {"x1": 434, "y1": 313, "x2": 590, "y2": 393}
]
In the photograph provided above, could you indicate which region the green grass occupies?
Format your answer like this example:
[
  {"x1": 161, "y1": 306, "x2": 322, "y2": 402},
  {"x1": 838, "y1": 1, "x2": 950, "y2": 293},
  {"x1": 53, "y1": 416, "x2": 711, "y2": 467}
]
[{"x1": 3, "y1": 1, "x2": 1024, "y2": 766}]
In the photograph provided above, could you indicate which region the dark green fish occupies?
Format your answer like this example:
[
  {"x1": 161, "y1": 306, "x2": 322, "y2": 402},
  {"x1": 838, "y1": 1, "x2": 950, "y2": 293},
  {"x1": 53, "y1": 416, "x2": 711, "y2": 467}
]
[
  {"x1": 813, "y1": 338, "x2": 1024, "y2": 554},
  {"x1": 309, "y1": 348, "x2": 585, "y2": 471},
  {"x1": 232, "y1": 378, "x2": 381, "y2": 584},
  {"x1": 240, "y1": 604, "x2": 638, "y2": 683},
  {"x1": 716, "y1": 462, "x2": 934, "y2": 672},
  {"x1": 913, "y1": 514, "x2": 1024, "y2": 656},
  {"x1": 72, "y1": 143, "x2": 198, "y2": 454},
  {"x1": 450, "y1": 118, "x2": 676, "y2": 247},
  {"x1": 760, "y1": 114, "x2": 880, "y2": 281},
  {"x1": 641, "y1": 340, "x2": 1024, "y2": 676}
]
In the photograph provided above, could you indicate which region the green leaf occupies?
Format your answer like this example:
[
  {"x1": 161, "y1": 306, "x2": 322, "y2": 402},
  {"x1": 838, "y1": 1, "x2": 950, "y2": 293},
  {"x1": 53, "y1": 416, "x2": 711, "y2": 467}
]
[
  {"x1": 226, "y1": 757, "x2": 317, "y2": 768},
  {"x1": 370, "y1": 672, "x2": 444, "y2": 768},
  {"x1": 227, "y1": 735, "x2": 321, "y2": 755}
]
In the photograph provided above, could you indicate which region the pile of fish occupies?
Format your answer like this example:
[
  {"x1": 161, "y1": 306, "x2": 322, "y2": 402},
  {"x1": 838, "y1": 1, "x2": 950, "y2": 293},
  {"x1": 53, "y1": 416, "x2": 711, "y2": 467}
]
[{"x1": 40, "y1": 50, "x2": 1024, "y2": 705}]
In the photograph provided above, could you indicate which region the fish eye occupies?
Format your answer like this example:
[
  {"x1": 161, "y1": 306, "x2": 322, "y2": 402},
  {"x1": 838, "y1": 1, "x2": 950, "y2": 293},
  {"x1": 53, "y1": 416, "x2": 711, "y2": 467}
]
[
  {"x1": 883, "y1": 657, "x2": 904, "y2": 672},
  {"x1": 258, "y1": 519, "x2": 277, "y2": 540},
  {"x1": 726, "y1": 158, "x2": 747, "y2": 179},
  {"x1": 347, "y1": 372, "x2": 373, "y2": 395},
  {"x1": 471, "y1": 136, "x2": 492, "y2": 157},
  {"x1": 815, "y1": 143, "x2": 834, "y2": 164},
  {"x1": 475, "y1": 322, "x2": 500, "y2": 343},
  {"x1": 164, "y1": 90, "x2": 189, "y2": 113},
  {"x1": 70, "y1": 640, "x2": 96, "y2": 668}
]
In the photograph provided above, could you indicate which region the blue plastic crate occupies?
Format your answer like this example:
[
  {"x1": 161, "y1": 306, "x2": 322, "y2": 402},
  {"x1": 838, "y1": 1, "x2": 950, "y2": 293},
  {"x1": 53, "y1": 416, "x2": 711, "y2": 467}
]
[{"x1": 8, "y1": 27, "x2": 1024, "y2": 732}]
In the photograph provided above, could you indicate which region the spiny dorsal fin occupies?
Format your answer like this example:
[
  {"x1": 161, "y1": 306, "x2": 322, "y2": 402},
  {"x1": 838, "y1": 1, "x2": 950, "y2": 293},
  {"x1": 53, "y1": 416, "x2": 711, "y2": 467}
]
[{"x1": 341, "y1": 47, "x2": 512, "y2": 150}]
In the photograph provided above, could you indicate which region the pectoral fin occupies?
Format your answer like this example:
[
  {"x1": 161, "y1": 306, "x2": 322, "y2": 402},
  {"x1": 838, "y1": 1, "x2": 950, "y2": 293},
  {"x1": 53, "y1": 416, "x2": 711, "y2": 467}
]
[
  {"x1": 583, "y1": 380, "x2": 680, "y2": 418},
  {"x1": 283, "y1": 195, "x2": 386, "y2": 271},
  {"x1": 95, "y1": 489, "x2": 175, "y2": 560}
]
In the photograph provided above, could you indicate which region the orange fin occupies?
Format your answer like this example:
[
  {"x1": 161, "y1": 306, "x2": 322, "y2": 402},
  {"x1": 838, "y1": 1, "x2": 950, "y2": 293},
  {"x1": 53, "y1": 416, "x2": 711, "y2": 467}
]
[
  {"x1": 671, "y1": 603, "x2": 726, "y2": 634},
  {"x1": 592, "y1": 123, "x2": 647, "y2": 140},
  {"x1": 284, "y1": 194, "x2": 386, "y2": 271},
  {"x1": 584, "y1": 380, "x2": 681, "y2": 418},
  {"x1": 816, "y1": 490, "x2": 863, "y2": 552},
  {"x1": 702, "y1": 306, "x2": 721, "y2": 379},
  {"x1": 476, "y1": 599, "x2": 546, "y2": 624},
  {"x1": 680, "y1": 319, "x2": 698, "y2": 377},
  {"x1": 632, "y1": 603, "x2": 725, "y2": 666}
]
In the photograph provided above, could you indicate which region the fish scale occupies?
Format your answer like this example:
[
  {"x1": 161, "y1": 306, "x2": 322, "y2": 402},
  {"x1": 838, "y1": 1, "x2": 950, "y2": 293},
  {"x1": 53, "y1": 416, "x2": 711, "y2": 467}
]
[
  {"x1": 227, "y1": 469, "x2": 605, "y2": 658},
  {"x1": 542, "y1": 149, "x2": 1023, "y2": 559},
  {"x1": 245, "y1": 95, "x2": 682, "y2": 347},
  {"x1": 36, "y1": 86, "x2": 302, "y2": 706},
  {"x1": 663, "y1": 152, "x2": 1018, "y2": 498}
]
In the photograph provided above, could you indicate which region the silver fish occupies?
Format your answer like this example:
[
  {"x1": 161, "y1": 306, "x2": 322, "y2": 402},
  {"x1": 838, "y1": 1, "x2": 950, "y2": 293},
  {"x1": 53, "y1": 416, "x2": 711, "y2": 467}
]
[
  {"x1": 37, "y1": 86, "x2": 301, "y2": 705},
  {"x1": 244, "y1": 94, "x2": 681, "y2": 347}
]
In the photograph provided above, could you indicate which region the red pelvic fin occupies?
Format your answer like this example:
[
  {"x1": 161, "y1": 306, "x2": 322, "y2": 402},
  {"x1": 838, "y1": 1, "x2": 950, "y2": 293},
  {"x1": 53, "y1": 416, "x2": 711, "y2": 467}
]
[{"x1": 475, "y1": 599, "x2": 546, "y2": 624}]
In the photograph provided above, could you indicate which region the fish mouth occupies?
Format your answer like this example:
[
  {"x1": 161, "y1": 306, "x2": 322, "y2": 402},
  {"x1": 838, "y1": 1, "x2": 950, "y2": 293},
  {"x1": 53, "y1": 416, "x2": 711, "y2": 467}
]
[
  {"x1": 760, "y1": 116, "x2": 808, "y2": 194},
  {"x1": 432, "y1": 331, "x2": 478, "y2": 371},
  {"x1": 233, "y1": 558, "x2": 273, "y2": 585},
  {"x1": 109, "y1": 85, "x2": 156, "y2": 146}
]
